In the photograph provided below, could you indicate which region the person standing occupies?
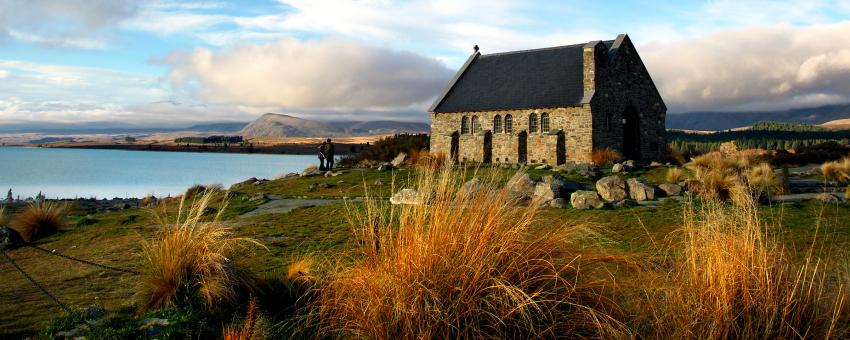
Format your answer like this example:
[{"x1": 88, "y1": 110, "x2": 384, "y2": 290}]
[
  {"x1": 325, "y1": 138, "x2": 336, "y2": 170},
  {"x1": 318, "y1": 141, "x2": 327, "y2": 171}
]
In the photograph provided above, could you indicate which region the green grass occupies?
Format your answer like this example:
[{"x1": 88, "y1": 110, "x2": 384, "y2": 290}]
[{"x1": 3, "y1": 167, "x2": 850, "y2": 337}]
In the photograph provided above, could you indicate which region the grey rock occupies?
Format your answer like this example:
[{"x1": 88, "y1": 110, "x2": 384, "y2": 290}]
[
  {"x1": 814, "y1": 193, "x2": 841, "y2": 203},
  {"x1": 377, "y1": 162, "x2": 394, "y2": 171},
  {"x1": 391, "y1": 152, "x2": 407, "y2": 167},
  {"x1": 612, "y1": 199, "x2": 633, "y2": 208},
  {"x1": 506, "y1": 173, "x2": 536, "y2": 199},
  {"x1": 576, "y1": 163, "x2": 601, "y2": 178},
  {"x1": 549, "y1": 198, "x2": 568, "y2": 208},
  {"x1": 534, "y1": 174, "x2": 582, "y2": 200},
  {"x1": 658, "y1": 183, "x2": 682, "y2": 196},
  {"x1": 534, "y1": 164, "x2": 550, "y2": 170},
  {"x1": 390, "y1": 189, "x2": 423, "y2": 205},
  {"x1": 627, "y1": 178, "x2": 657, "y2": 201},
  {"x1": 611, "y1": 163, "x2": 624, "y2": 173},
  {"x1": 54, "y1": 323, "x2": 90, "y2": 338},
  {"x1": 300, "y1": 167, "x2": 322, "y2": 177},
  {"x1": 570, "y1": 190, "x2": 604, "y2": 209},
  {"x1": 0, "y1": 227, "x2": 24, "y2": 250},
  {"x1": 595, "y1": 176, "x2": 628, "y2": 202},
  {"x1": 284, "y1": 172, "x2": 299, "y2": 179},
  {"x1": 553, "y1": 161, "x2": 577, "y2": 173},
  {"x1": 623, "y1": 160, "x2": 637, "y2": 170}
]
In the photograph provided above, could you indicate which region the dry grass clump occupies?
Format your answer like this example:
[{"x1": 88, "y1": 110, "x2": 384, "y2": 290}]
[
  {"x1": 821, "y1": 157, "x2": 850, "y2": 182},
  {"x1": 138, "y1": 191, "x2": 259, "y2": 311},
  {"x1": 411, "y1": 150, "x2": 446, "y2": 169},
  {"x1": 687, "y1": 152, "x2": 781, "y2": 202},
  {"x1": 0, "y1": 207, "x2": 6, "y2": 226},
  {"x1": 592, "y1": 147, "x2": 621, "y2": 165},
  {"x1": 222, "y1": 297, "x2": 259, "y2": 340},
  {"x1": 302, "y1": 164, "x2": 630, "y2": 339},
  {"x1": 10, "y1": 201, "x2": 71, "y2": 243},
  {"x1": 648, "y1": 194, "x2": 848, "y2": 338},
  {"x1": 665, "y1": 167, "x2": 688, "y2": 184}
]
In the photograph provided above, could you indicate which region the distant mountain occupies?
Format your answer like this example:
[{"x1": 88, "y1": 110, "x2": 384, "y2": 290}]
[
  {"x1": 240, "y1": 113, "x2": 429, "y2": 137},
  {"x1": 666, "y1": 104, "x2": 850, "y2": 131},
  {"x1": 0, "y1": 121, "x2": 249, "y2": 134}
]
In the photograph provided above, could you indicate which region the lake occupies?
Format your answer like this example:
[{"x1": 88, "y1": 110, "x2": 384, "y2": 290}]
[{"x1": 0, "y1": 147, "x2": 317, "y2": 199}]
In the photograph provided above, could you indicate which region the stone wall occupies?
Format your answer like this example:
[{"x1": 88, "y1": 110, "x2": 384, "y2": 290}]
[
  {"x1": 589, "y1": 36, "x2": 667, "y2": 162},
  {"x1": 430, "y1": 106, "x2": 593, "y2": 164}
]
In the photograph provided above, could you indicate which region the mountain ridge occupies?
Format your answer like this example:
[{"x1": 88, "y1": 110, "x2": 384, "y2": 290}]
[
  {"x1": 666, "y1": 103, "x2": 850, "y2": 131},
  {"x1": 239, "y1": 113, "x2": 429, "y2": 137}
]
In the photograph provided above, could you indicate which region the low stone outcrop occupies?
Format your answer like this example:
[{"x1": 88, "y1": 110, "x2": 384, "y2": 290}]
[
  {"x1": 570, "y1": 190, "x2": 604, "y2": 209},
  {"x1": 595, "y1": 176, "x2": 627, "y2": 202},
  {"x1": 626, "y1": 178, "x2": 657, "y2": 201},
  {"x1": 391, "y1": 152, "x2": 407, "y2": 167},
  {"x1": 658, "y1": 183, "x2": 682, "y2": 196},
  {"x1": 390, "y1": 189, "x2": 422, "y2": 205}
]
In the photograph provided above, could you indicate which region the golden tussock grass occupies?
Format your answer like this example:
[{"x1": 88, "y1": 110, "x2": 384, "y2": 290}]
[
  {"x1": 592, "y1": 147, "x2": 621, "y2": 165},
  {"x1": 0, "y1": 206, "x2": 6, "y2": 226},
  {"x1": 10, "y1": 201, "x2": 71, "y2": 243},
  {"x1": 222, "y1": 297, "x2": 259, "y2": 340},
  {"x1": 646, "y1": 193, "x2": 848, "y2": 338},
  {"x1": 688, "y1": 152, "x2": 781, "y2": 203},
  {"x1": 301, "y1": 163, "x2": 632, "y2": 339},
  {"x1": 138, "y1": 191, "x2": 260, "y2": 311},
  {"x1": 665, "y1": 167, "x2": 688, "y2": 184},
  {"x1": 821, "y1": 157, "x2": 850, "y2": 182}
]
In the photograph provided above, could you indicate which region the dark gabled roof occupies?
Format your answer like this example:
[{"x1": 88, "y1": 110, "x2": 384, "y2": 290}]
[{"x1": 431, "y1": 39, "x2": 614, "y2": 113}]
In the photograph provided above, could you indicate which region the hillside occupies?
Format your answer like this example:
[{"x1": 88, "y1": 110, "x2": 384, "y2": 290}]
[
  {"x1": 240, "y1": 113, "x2": 429, "y2": 137},
  {"x1": 666, "y1": 103, "x2": 850, "y2": 131}
]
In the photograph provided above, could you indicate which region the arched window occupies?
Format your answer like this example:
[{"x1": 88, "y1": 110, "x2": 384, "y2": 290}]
[
  {"x1": 493, "y1": 115, "x2": 502, "y2": 133},
  {"x1": 529, "y1": 113, "x2": 538, "y2": 133},
  {"x1": 504, "y1": 115, "x2": 513, "y2": 133},
  {"x1": 461, "y1": 116, "x2": 469, "y2": 134},
  {"x1": 471, "y1": 116, "x2": 480, "y2": 134},
  {"x1": 541, "y1": 112, "x2": 550, "y2": 133}
]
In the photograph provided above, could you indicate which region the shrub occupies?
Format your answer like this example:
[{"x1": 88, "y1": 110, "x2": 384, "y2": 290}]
[
  {"x1": 647, "y1": 193, "x2": 848, "y2": 338},
  {"x1": 665, "y1": 167, "x2": 687, "y2": 184},
  {"x1": 592, "y1": 147, "x2": 621, "y2": 165},
  {"x1": 10, "y1": 201, "x2": 71, "y2": 242},
  {"x1": 339, "y1": 133, "x2": 429, "y2": 166},
  {"x1": 301, "y1": 164, "x2": 630, "y2": 338},
  {"x1": 821, "y1": 157, "x2": 850, "y2": 182},
  {"x1": 138, "y1": 191, "x2": 259, "y2": 311},
  {"x1": 184, "y1": 184, "x2": 224, "y2": 199},
  {"x1": 745, "y1": 163, "x2": 782, "y2": 198}
]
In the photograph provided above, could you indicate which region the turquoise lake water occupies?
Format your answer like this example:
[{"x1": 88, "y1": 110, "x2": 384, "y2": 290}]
[{"x1": 0, "y1": 147, "x2": 317, "y2": 199}]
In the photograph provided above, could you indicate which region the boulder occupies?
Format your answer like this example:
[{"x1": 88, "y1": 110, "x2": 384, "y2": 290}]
[
  {"x1": 460, "y1": 178, "x2": 485, "y2": 195},
  {"x1": 534, "y1": 164, "x2": 551, "y2": 170},
  {"x1": 576, "y1": 163, "x2": 601, "y2": 178},
  {"x1": 300, "y1": 167, "x2": 322, "y2": 177},
  {"x1": 377, "y1": 162, "x2": 394, "y2": 171},
  {"x1": 658, "y1": 183, "x2": 683, "y2": 196},
  {"x1": 0, "y1": 227, "x2": 24, "y2": 250},
  {"x1": 390, "y1": 189, "x2": 423, "y2": 205},
  {"x1": 814, "y1": 193, "x2": 841, "y2": 203},
  {"x1": 534, "y1": 174, "x2": 582, "y2": 201},
  {"x1": 595, "y1": 176, "x2": 628, "y2": 202},
  {"x1": 549, "y1": 198, "x2": 568, "y2": 208},
  {"x1": 391, "y1": 152, "x2": 407, "y2": 167},
  {"x1": 611, "y1": 163, "x2": 624, "y2": 173},
  {"x1": 505, "y1": 173, "x2": 536, "y2": 202},
  {"x1": 554, "y1": 161, "x2": 577, "y2": 173},
  {"x1": 570, "y1": 191, "x2": 604, "y2": 209},
  {"x1": 622, "y1": 160, "x2": 637, "y2": 171},
  {"x1": 627, "y1": 178, "x2": 657, "y2": 201},
  {"x1": 284, "y1": 172, "x2": 299, "y2": 179}
]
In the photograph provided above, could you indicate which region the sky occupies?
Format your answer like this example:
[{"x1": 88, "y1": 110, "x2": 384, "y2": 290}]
[{"x1": 1, "y1": 0, "x2": 850, "y2": 126}]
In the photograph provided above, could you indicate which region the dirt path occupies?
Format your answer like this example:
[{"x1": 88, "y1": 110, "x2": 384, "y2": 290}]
[{"x1": 239, "y1": 196, "x2": 355, "y2": 218}]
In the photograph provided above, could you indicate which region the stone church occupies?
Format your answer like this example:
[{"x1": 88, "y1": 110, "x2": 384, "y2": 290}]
[{"x1": 429, "y1": 34, "x2": 666, "y2": 165}]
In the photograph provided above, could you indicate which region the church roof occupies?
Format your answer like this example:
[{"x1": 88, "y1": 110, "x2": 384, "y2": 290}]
[{"x1": 430, "y1": 39, "x2": 616, "y2": 113}]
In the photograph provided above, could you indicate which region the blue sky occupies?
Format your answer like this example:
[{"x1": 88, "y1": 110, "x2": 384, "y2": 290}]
[{"x1": 2, "y1": 0, "x2": 850, "y2": 126}]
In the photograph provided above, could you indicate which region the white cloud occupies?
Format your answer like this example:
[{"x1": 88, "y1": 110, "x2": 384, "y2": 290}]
[
  {"x1": 640, "y1": 22, "x2": 850, "y2": 112},
  {"x1": 164, "y1": 38, "x2": 453, "y2": 111},
  {"x1": 0, "y1": 0, "x2": 140, "y2": 49}
]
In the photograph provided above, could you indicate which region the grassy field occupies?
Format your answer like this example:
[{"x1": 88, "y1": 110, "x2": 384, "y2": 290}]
[{"x1": 1, "y1": 165, "x2": 849, "y2": 338}]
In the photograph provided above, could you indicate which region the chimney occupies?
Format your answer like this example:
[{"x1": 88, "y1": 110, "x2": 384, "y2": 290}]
[{"x1": 473, "y1": 45, "x2": 479, "y2": 53}]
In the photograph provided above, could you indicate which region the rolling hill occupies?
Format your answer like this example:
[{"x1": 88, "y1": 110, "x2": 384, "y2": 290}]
[
  {"x1": 666, "y1": 103, "x2": 850, "y2": 131},
  {"x1": 239, "y1": 113, "x2": 429, "y2": 137}
]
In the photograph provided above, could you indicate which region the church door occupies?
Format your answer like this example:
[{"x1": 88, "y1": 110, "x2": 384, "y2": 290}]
[
  {"x1": 518, "y1": 131, "x2": 528, "y2": 164},
  {"x1": 450, "y1": 131, "x2": 460, "y2": 163},
  {"x1": 483, "y1": 131, "x2": 493, "y2": 163},
  {"x1": 622, "y1": 107, "x2": 641, "y2": 160},
  {"x1": 556, "y1": 130, "x2": 566, "y2": 165}
]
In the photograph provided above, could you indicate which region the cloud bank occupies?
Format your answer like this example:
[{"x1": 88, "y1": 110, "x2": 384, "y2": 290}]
[
  {"x1": 642, "y1": 22, "x2": 850, "y2": 112},
  {"x1": 165, "y1": 38, "x2": 453, "y2": 111}
]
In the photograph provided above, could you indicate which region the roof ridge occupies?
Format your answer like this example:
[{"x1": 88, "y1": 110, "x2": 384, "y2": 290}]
[{"x1": 479, "y1": 42, "x2": 588, "y2": 58}]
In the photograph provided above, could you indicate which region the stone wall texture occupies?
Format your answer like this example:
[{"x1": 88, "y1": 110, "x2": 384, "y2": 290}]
[{"x1": 430, "y1": 35, "x2": 666, "y2": 164}]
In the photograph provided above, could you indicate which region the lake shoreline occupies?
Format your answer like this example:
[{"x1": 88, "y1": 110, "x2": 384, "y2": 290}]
[{"x1": 37, "y1": 141, "x2": 363, "y2": 155}]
